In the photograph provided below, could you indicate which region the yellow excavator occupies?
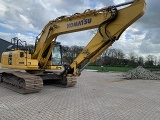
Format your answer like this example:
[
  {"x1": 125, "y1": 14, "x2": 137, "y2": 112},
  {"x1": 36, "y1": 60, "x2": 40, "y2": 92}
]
[{"x1": 0, "y1": 0, "x2": 146, "y2": 93}]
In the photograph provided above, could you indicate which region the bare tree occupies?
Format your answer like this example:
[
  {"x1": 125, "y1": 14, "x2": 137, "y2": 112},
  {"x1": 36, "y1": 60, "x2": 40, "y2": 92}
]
[
  {"x1": 129, "y1": 52, "x2": 137, "y2": 62},
  {"x1": 62, "y1": 45, "x2": 83, "y2": 64},
  {"x1": 137, "y1": 56, "x2": 144, "y2": 66},
  {"x1": 128, "y1": 52, "x2": 138, "y2": 67},
  {"x1": 117, "y1": 49, "x2": 125, "y2": 59},
  {"x1": 145, "y1": 55, "x2": 155, "y2": 67},
  {"x1": 158, "y1": 56, "x2": 160, "y2": 66},
  {"x1": 154, "y1": 56, "x2": 157, "y2": 66}
]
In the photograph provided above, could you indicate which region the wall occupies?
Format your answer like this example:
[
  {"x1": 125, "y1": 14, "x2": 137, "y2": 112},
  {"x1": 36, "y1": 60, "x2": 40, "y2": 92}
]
[{"x1": 0, "y1": 38, "x2": 11, "y2": 62}]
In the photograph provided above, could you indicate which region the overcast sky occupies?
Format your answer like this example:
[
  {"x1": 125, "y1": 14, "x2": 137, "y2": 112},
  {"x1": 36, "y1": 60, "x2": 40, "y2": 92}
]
[{"x1": 0, "y1": 0, "x2": 160, "y2": 58}]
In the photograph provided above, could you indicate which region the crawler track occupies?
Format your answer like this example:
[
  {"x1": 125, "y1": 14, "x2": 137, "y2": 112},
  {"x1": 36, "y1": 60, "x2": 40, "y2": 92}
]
[
  {"x1": 0, "y1": 71, "x2": 43, "y2": 94},
  {"x1": 0, "y1": 71, "x2": 77, "y2": 94},
  {"x1": 66, "y1": 77, "x2": 77, "y2": 87}
]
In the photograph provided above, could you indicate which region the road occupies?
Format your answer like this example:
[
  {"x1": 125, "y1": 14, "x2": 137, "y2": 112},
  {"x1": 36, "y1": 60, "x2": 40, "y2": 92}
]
[{"x1": 0, "y1": 69, "x2": 160, "y2": 120}]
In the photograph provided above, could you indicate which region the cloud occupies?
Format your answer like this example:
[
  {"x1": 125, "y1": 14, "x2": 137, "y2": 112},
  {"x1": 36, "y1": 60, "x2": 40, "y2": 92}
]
[
  {"x1": 0, "y1": 22, "x2": 15, "y2": 30},
  {"x1": 143, "y1": 28, "x2": 160, "y2": 44},
  {"x1": 0, "y1": 1, "x2": 8, "y2": 17},
  {"x1": 0, "y1": 32, "x2": 35, "y2": 45},
  {"x1": 132, "y1": 0, "x2": 160, "y2": 29},
  {"x1": 57, "y1": 30, "x2": 94, "y2": 46},
  {"x1": 0, "y1": 0, "x2": 159, "y2": 58},
  {"x1": 0, "y1": 0, "x2": 114, "y2": 43},
  {"x1": 112, "y1": 28, "x2": 143, "y2": 56},
  {"x1": 138, "y1": 28, "x2": 160, "y2": 56}
]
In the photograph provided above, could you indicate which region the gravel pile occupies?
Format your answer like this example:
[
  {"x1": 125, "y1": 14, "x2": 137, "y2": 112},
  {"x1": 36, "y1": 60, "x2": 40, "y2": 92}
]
[{"x1": 124, "y1": 66, "x2": 160, "y2": 80}]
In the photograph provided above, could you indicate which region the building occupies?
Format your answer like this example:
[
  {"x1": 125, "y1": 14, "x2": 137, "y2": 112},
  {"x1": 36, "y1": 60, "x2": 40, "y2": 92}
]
[{"x1": 0, "y1": 38, "x2": 11, "y2": 62}]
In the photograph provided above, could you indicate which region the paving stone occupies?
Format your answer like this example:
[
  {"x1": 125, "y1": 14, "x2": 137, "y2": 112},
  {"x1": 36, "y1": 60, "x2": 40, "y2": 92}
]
[{"x1": 0, "y1": 70, "x2": 160, "y2": 120}]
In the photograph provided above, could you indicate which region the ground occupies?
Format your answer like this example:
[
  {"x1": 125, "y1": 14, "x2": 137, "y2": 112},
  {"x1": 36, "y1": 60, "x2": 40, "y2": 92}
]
[{"x1": 0, "y1": 69, "x2": 160, "y2": 120}]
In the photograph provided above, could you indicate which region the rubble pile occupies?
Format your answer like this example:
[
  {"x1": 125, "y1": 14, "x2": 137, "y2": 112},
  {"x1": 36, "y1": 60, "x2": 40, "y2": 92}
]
[{"x1": 124, "y1": 66, "x2": 160, "y2": 80}]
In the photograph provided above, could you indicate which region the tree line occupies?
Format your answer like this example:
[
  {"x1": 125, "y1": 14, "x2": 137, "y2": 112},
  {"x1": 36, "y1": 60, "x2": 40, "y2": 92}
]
[
  {"x1": 27, "y1": 44, "x2": 160, "y2": 68},
  {"x1": 61, "y1": 45, "x2": 160, "y2": 68}
]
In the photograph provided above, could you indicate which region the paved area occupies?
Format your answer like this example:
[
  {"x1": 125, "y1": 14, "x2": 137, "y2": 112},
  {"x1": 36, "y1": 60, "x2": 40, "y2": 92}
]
[{"x1": 0, "y1": 70, "x2": 160, "y2": 120}]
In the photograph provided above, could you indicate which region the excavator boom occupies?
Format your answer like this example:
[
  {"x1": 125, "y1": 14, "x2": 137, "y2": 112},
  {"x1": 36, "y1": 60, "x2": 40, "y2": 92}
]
[
  {"x1": 65, "y1": 0, "x2": 146, "y2": 76},
  {"x1": 32, "y1": 0, "x2": 145, "y2": 69},
  {"x1": 0, "y1": 0, "x2": 146, "y2": 93}
]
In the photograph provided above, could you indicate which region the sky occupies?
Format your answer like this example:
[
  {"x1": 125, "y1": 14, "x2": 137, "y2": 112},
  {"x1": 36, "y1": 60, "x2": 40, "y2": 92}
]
[{"x1": 0, "y1": 0, "x2": 160, "y2": 59}]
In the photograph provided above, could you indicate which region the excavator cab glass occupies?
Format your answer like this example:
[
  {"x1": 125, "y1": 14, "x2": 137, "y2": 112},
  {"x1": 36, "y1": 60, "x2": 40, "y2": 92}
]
[{"x1": 52, "y1": 44, "x2": 62, "y2": 66}]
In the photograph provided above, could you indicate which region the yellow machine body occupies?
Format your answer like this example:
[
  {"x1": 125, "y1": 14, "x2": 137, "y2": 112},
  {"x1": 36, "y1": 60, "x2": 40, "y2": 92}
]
[{"x1": 0, "y1": 0, "x2": 146, "y2": 93}]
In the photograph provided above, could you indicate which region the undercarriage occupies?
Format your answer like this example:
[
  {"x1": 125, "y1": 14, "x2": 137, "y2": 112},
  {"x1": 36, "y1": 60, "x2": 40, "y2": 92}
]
[{"x1": 0, "y1": 70, "x2": 76, "y2": 94}]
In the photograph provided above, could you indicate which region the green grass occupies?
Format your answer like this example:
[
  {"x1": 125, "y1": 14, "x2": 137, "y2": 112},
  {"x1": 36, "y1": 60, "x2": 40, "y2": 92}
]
[
  {"x1": 87, "y1": 65, "x2": 160, "y2": 72},
  {"x1": 86, "y1": 66, "x2": 134, "y2": 72}
]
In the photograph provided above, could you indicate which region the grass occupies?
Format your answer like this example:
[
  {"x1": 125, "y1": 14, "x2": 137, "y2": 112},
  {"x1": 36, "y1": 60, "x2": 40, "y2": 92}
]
[
  {"x1": 87, "y1": 65, "x2": 160, "y2": 72},
  {"x1": 86, "y1": 66, "x2": 134, "y2": 72}
]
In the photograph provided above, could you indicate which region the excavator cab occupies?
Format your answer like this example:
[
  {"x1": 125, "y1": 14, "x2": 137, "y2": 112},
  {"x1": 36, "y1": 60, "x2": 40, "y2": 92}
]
[
  {"x1": 0, "y1": 0, "x2": 146, "y2": 94},
  {"x1": 51, "y1": 43, "x2": 62, "y2": 66}
]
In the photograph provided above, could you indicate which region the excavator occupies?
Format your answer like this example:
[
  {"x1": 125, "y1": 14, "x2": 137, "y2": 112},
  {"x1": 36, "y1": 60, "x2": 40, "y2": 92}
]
[{"x1": 0, "y1": 0, "x2": 146, "y2": 93}]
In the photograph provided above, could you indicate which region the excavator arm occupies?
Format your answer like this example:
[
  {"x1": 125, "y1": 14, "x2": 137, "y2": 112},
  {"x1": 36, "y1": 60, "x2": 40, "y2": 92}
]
[
  {"x1": 32, "y1": 0, "x2": 146, "y2": 72},
  {"x1": 0, "y1": 0, "x2": 146, "y2": 94},
  {"x1": 63, "y1": 0, "x2": 146, "y2": 76}
]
